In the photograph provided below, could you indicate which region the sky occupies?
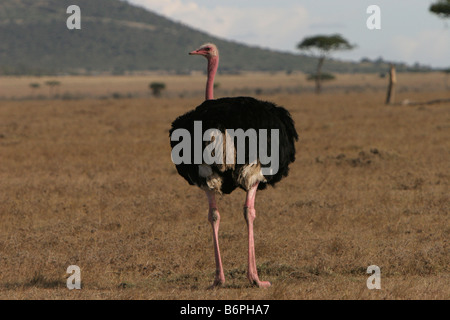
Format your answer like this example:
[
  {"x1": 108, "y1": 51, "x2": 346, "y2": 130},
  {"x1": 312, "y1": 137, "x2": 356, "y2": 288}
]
[{"x1": 127, "y1": 0, "x2": 450, "y2": 68}]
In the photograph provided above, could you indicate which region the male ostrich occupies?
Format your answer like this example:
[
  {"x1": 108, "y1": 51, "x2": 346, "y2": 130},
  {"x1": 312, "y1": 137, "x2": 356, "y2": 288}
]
[{"x1": 169, "y1": 43, "x2": 298, "y2": 288}]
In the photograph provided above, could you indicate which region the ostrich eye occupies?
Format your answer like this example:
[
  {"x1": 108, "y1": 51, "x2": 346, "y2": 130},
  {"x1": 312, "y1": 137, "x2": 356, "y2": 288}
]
[{"x1": 205, "y1": 47, "x2": 211, "y2": 51}]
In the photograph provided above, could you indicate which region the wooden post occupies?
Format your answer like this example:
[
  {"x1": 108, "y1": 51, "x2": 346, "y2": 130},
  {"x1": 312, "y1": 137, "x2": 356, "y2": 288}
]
[{"x1": 385, "y1": 64, "x2": 397, "y2": 105}]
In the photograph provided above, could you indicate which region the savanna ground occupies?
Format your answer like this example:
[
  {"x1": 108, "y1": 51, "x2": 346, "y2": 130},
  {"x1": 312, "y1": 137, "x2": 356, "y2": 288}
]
[{"x1": 0, "y1": 72, "x2": 449, "y2": 300}]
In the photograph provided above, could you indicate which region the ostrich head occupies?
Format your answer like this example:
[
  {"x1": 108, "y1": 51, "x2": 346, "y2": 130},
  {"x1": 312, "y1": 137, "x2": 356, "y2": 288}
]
[
  {"x1": 189, "y1": 43, "x2": 219, "y2": 59},
  {"x1": 190, "y1": 43, "x2": 219, "y2": 100}
]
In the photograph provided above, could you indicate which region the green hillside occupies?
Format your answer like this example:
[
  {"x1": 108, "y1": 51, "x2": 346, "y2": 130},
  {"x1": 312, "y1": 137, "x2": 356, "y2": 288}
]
[{"x1": 0, "y1": 0, "x2": 431, "y2": 75}]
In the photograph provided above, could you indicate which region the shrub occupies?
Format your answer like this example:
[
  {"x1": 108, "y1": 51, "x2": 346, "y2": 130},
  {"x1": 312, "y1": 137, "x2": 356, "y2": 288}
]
[
  {"x1": 149, "y1": 82, "x2": 166, "y2": 97},
  {"x1": 307, "y1": 73, "x2": 336, "y2": 81}
]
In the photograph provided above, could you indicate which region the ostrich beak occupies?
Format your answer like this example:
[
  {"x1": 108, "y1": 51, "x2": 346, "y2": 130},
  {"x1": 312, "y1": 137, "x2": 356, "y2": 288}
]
[{"x1": 189, "y1": 49, "x2": 202, "y2": 55}]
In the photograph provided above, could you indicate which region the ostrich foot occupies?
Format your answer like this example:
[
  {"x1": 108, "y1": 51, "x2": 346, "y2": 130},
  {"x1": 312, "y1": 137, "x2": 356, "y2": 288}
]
[
  {"x1": 251, "y1": 280, "x2": 272, "y2": 288},
  {"x1": 248, "y1": 274, "x2": 271, "y2": 288},
  {"x1": 208, "y1": 277, "x2": 225, "y2": 290}
]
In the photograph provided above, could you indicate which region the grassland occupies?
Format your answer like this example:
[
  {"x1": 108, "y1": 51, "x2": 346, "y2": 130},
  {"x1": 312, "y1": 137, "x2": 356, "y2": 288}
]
[
  {"x1": 2, "y1": 71, "x2": 449, "y2": 100},
  {"x1": 0, "y1": 73, "x2": 449, "y2": 300}
]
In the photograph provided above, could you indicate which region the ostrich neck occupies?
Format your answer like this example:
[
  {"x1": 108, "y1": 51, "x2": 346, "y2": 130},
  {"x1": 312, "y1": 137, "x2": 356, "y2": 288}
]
[{"x1": 206, "y1": 57, "x2": 219, "y2": 100}]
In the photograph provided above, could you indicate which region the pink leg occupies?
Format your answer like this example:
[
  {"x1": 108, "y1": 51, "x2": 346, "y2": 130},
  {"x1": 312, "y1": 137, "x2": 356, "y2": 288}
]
[
  {"x1": 205, "y1": 190, "x2": 225, "y2": 288},
  {"x1": 244, "y1": 183, "x2": 271, "y2": 288}
]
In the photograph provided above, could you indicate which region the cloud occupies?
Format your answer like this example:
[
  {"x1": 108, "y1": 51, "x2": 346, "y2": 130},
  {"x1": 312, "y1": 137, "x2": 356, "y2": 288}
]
[
  {"x1": 127, "y1": 0, "x2": 450, "y2": 67},
  {"x1": 127, "y1": 0, "x2": 309, "y2": 51},
  {"x1": 391, "y1": 29, "x2": 450, "y2": 66}
]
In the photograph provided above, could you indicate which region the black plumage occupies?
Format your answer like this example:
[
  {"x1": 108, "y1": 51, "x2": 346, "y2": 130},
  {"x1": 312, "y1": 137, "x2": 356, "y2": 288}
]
[{"x1": 170, "y1": 96, "x2": 298, "y2": 194}]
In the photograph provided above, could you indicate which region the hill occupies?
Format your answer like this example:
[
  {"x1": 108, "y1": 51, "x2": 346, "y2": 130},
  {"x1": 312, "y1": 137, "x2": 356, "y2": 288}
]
[{"x1": 0, "y1": 0, "x2": 433, "y2": 75}]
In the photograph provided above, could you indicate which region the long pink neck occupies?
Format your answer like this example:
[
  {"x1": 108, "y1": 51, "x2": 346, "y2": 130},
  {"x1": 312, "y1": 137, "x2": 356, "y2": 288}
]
[{"x1": 206, "y1": 56, "x2": 219, "y2": 100}]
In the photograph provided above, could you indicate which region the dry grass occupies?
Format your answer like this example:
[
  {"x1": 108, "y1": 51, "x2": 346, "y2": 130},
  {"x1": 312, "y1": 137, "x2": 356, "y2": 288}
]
[
  {"x1": 0, "y1": 73, "x2": 449, "y2": 300},
  {"x1": 1, "y1": 71, "x2": 449, "y2": 100}
]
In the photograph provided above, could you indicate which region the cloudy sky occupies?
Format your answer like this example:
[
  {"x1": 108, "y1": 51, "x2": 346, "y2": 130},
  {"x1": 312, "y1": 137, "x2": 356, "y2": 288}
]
[{"x1": 127, "y1": 0, "x2": 450, "y2": 68}]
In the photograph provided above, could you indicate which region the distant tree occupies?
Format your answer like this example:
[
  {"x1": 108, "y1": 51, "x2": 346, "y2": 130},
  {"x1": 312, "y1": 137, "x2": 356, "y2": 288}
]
[
  {"x1": 430, "y1": 1, "x2": 450, "y2": 90},
  {"x1": 29, "y1": 83, "x2": 41, "y2": 97},
  {"x1": 297, "y1": 34, "x2": 354, "y2": 94},
  {"x1": 45, "y1": 80, "x2": 61, "y2": 97},
  {"x1": 430, "y1": 0, "x2": 450, "y2": 18},
  {"x1": 149, "y1": 82, "x2": 166, "y2": 97},
  {"x1": 374, "y1": 56, "x2": 384, "y2": 65},
  {"x1": 443, "y1": 68, "x2": 450, "y2": 89}
]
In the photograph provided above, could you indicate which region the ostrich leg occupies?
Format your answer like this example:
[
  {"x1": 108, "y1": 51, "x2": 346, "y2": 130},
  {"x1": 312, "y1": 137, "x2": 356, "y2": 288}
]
[
  {"x1": 244, "y1": 182, "x2": 271, "y2": 288},
  {"x1": 205, "y1": 190, "x2": 225, "y2": 287}
]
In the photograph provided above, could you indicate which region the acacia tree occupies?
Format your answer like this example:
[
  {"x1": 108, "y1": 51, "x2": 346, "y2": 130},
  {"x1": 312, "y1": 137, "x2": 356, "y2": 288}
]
[
  {"x1": 430, "y1": 0, "x2": 450, "y2": 18},
  {"x1": 297, "y1": 34, "x2": 354, "y2": 94},
  {"x1": 29, "y1": 83, "x2": 40, "y2": 98},
  {"x1": 430, "y1": 1, "x2": 450, "y2": 90},
  {"x1": 45, "y1": 80, "x2": 61, "y2": 97},
  {"x1": 149, "y1": 82, "x2": 166, "y2": 97}
]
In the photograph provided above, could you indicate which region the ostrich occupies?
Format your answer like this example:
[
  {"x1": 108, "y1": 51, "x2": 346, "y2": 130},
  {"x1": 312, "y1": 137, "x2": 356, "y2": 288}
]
[{"x1": 169, "y1": 43, "x2": 298, "y2": 288}]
